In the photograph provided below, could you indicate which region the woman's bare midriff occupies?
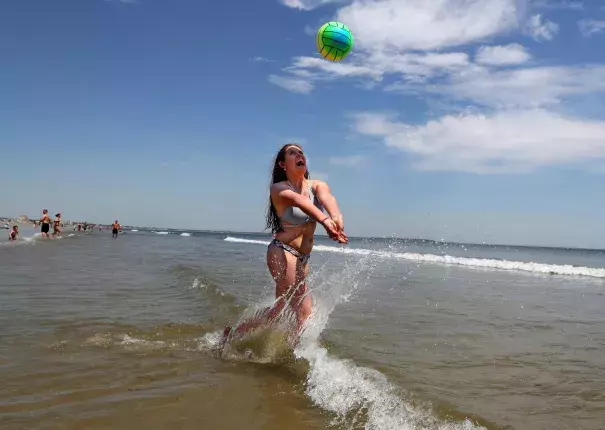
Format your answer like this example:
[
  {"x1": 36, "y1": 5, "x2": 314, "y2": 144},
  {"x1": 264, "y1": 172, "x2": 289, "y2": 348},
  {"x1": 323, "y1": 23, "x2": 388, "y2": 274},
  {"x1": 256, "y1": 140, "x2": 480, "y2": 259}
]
[{"x1": 273, "y1": 222, "x2": 317, "y2": 255}]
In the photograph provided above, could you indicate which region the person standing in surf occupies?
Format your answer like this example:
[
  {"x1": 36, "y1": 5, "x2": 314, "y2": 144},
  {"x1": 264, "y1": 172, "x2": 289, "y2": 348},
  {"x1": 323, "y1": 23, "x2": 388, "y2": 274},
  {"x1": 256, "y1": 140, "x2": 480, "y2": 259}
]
[
  {"x1": 225, "y1": 143, "x2": 348, "y2": 341},
  {"x1": 9, "y1": 225, "x2": 19, "y2": 241},
  {"x1": 40, "y1": 209, "x2": 51, "y2": 238},
  {"x1": 52, "y1": 213, "x2": 62, "y2": 237},
  {"x1": 112, "y1": 220, "x2": 120, "y2": 239}
]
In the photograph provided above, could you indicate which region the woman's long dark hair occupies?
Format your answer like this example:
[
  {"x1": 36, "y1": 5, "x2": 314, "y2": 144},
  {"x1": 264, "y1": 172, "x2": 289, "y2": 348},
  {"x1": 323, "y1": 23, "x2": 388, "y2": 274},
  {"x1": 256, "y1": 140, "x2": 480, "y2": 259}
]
[{"x1": 265, "y1": 143, "x2": 309, "y2": 234}]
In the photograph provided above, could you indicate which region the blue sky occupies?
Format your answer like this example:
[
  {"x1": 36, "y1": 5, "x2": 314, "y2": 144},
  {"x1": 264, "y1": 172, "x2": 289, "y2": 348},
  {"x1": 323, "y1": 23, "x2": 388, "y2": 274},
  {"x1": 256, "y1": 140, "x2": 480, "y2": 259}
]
[{"x1": 0, "y1": 0, "x2": 604, "y2": 248}]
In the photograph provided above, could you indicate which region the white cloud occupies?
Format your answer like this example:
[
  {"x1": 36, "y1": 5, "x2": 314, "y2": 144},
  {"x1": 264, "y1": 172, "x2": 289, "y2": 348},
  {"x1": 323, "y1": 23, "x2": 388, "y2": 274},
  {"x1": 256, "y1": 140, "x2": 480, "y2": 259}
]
[
  {"x1": 475, "y1": 44, "x2": 532, "y2": 66},
  {"x1": 526, "y1": 14, "x2": 559, "y2": 41},
  {"x1": 272, "y1": 0, "x2": 525, "y2": 90},
  {"x1": 278, "y1": 0, "x2": 341, "y2": 10},
  {"x1": 353, "y1": 110, "x2": 605, "y2": 173},
  {"x1": 282, "y1": 52, "x2": 470, "y2": 88},
  {"x1": 328, "y1": 155, "x2": 366, "y2": 166},
  {"x1": 303, "y1": 25, "x2": 316, "y2": 36},
  {"x1": 430, "y1": 65, "x2": 605, "y2": 108},
  {"x1": 267, "y1": 74, "x2": 314, "y2": 93},
  {"x1": 287, "y1": 56, "x2": 383, "y2": 79},
  {"x1": 532, "y1": 0, "x2": 584, "y2": 10},
  {"x1": 271, "y1": 0, "x2": 605, "y2": 177},
  {"x1": 267, "y1": 56, "x2": 382, "y2": 92},
  {"x1": 251, "y1": 56, "x2": 276, "y2": 63},
  {"x1": 271, "y1": 0, "x2": 533, "y2": 92},
  {"x1": 353, "y1": 112, "x2": 401, "y2": 137},
  {"x1": 336, "y1": 0, "x2": 519, "y2": 52},
  {"x1": 276, "y1": 46, "x2": 605, "y2": 110},
  {"x1": 578, "y1": 19, "x2": 605, "y2": 37}
]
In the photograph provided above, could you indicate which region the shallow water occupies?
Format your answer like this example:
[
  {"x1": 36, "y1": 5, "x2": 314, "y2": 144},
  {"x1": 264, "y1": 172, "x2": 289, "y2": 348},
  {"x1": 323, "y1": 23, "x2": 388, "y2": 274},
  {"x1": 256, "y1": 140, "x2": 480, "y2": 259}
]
[{"x1": 1, "y1": 230, "x2": 604, "y2": 429}]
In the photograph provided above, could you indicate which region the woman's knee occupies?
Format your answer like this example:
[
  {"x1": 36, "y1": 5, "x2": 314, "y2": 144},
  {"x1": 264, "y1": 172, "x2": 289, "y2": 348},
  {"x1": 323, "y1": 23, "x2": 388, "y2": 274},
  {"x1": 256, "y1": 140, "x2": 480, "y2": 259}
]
[{"x1": 296, "y1": 297, "x2": 312, "y2": 324}]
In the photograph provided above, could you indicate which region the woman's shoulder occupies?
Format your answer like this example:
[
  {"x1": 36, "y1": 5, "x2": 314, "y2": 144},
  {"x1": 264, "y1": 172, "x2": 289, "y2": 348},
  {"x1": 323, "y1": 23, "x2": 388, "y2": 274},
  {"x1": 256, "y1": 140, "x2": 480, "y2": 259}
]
[
  {"x1": 270, "y1": 181, "x2": 290, "y2": 192},
  {"x1": 310, "y1": 179, "x2": 328, "y2": 190}
]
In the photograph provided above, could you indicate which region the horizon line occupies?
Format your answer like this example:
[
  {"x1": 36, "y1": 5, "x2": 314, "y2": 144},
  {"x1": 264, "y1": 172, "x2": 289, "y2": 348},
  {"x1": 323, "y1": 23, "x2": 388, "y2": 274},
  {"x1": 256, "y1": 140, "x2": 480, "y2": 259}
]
[{"x1": 126, "y1": 227, "x2": 605, "y2": 253}]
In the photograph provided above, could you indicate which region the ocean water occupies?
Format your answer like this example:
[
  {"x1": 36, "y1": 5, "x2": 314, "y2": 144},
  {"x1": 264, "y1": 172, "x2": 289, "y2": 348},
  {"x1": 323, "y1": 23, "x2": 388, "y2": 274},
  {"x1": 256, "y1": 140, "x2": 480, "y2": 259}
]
[{"x1": 1, "y1": 229, "x2": 604, "y2": 430}]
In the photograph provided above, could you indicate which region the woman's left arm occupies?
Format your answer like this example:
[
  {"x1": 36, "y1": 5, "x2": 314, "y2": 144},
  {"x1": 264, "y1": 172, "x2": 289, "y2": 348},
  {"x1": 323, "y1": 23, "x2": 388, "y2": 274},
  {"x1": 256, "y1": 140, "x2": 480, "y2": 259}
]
[{"x1": 314, "y1": 180, "x2": 344, "y2": 229}]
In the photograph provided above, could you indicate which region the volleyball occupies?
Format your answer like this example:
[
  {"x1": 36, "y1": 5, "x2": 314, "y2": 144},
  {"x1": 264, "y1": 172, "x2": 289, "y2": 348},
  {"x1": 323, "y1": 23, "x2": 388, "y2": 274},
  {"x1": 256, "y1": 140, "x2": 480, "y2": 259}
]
[{"x1": 316, "y1": 21, "x2": 353, "y2": 62}]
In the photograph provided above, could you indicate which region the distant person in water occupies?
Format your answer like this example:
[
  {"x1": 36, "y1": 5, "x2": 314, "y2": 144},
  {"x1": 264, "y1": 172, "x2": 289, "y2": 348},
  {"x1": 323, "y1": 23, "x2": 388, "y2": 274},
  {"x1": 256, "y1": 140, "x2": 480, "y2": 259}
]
[
  {"x1": 52, "y1": 213, "x2": 62, "y2": 237},
  {"x1": 9, "y1": 226, "x2": 18, "y2": 241},
  {"x1": 224, "y1": 143, "x2": 348, "y2": 343},
  {"x1": 112, "y1": 220, "x2": 121, "y2": 239},
  {"x1": 40, "y1": 209, "x2": 51, "y2": 238}
]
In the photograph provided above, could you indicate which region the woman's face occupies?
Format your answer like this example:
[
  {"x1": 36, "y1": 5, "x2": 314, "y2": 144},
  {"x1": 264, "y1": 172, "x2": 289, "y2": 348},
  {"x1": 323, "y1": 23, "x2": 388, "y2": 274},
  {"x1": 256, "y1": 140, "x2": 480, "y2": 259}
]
[{"x1": 281, "y1": 145, "x2": 307, "y2": 173}]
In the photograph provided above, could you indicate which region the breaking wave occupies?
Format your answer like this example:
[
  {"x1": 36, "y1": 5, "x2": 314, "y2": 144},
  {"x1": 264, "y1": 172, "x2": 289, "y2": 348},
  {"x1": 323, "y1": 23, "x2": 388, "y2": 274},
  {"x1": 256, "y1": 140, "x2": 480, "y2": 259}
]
[{"x1": 223, "y1": 237, "x2": 605, "y2": 279}]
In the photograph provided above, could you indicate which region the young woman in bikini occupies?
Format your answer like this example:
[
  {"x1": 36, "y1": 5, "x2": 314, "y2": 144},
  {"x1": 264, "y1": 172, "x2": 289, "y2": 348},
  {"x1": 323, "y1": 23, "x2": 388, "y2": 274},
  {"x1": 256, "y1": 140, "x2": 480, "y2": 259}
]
[
  {"x1": 224, "y1": 143, "x2": 348, "y2": 341},
  {"x1": 52, "y1": 213, "x2": 62, "y2": 237}
]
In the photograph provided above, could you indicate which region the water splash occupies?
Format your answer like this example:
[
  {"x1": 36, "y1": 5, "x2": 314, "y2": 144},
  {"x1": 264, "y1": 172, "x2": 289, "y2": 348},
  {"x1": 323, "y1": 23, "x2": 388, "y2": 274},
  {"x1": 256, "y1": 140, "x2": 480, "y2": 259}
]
[
  {"x1": 215, "y1": 238, "x2": 487, "y2": 428},
  {"x1": 293, "y1": 252, "x2": 485, "y2": 430}
]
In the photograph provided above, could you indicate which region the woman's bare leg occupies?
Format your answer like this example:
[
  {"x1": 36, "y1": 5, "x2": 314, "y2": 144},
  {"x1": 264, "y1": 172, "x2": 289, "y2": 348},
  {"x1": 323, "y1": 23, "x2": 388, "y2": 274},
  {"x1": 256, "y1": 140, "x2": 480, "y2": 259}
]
[
  {"x1": 292, "y1": 263, "x2": 312, "y2": 331},
  {"x1": 225, "y1": 245, "x2": 312, "y2": 340},
  {"x1": 267, "y1": 245, "x2": 311, "y2": 330}
]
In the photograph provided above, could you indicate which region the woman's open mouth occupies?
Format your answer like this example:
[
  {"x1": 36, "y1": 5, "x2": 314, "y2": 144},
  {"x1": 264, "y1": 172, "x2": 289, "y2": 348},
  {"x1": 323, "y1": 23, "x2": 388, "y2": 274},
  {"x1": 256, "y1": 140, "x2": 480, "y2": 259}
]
[{"x1": 296, "y1": 160, "x2": 305, "y2": 167}]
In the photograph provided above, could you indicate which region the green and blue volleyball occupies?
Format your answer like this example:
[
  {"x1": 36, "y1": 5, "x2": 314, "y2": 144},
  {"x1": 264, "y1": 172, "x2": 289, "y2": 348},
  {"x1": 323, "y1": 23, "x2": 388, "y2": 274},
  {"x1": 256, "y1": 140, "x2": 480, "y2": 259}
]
[{"x1": 316, "y1": 21, "x2": 353, "y2": 62}]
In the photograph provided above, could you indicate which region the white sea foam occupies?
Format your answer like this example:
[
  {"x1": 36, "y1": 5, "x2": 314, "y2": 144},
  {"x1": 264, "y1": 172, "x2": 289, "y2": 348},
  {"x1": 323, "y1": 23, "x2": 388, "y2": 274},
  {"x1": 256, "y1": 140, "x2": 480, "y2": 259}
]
[
  {"x1": 180, "y1": 232, "x2": 191, "y2": 237},
  {"x1": 224, "y1": 237, "x2": 605, "y2": 279},
  {"x1": 299, "y1": 344, "x2": 483, "y2": 430},
  {"x1": 292, "y1": 247, "x2": 484, "y2": 429},
  {"x1": 22, "y1": 234, "x2": 42, "y2": 244},
  {"x1": 2, "y1": 232, "x2": 79, "y2": 246},
  {"x1": 119, "y1": 334, "x2": 165, "y2": 348},
  {"x1": 198, "y1": 331, "x2": 222, "y2": 351},
  {"x1": 131, "y1": 229, "x2": 139, "y2": 232},
  {"x1": 155, "y1": 231, "x2": 169, "y2": 235},
  {"x1": 190, "y1": 278, "x2": 206, "y2": 289},
  {"x1": 225, "y1": 237, "x2": 269, "y2": 245}
]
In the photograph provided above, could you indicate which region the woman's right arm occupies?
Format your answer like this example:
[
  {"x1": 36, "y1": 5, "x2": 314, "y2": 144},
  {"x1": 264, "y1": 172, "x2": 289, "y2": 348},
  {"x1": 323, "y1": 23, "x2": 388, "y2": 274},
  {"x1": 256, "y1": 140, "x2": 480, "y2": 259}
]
[
  {"x1": 272, "y1": 185, "x2": 328, "y2": 224},
  {"x1": 272, "y1": 185, "x2": 348, "y2": 243}
]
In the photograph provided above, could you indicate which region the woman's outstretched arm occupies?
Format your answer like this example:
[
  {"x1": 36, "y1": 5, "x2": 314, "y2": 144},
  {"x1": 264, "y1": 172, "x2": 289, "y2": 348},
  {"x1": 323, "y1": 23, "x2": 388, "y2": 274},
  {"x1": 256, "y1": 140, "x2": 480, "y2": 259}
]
[{"x1": 313, "y1": 180, "x2": 344, "y2": 231}]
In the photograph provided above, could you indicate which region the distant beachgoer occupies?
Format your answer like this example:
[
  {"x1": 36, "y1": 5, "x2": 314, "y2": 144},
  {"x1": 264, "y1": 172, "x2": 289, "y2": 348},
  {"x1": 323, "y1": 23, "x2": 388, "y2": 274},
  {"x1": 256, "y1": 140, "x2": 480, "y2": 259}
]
[
  {"x1": 112, "y1": 220, "x2": 121, "y2": 239},
  {"x1": 9, "y1": 226, "x2": 18, "y2": 241},
  {"x1": 52, "y1": 213, "x2": 62, "y2": 237},
  {"x1": 40, "y1": 209, "x2": 51, "y2": 238},
  {"x1": 223, "y1": 143, "x2": 348, "y2": 344}
]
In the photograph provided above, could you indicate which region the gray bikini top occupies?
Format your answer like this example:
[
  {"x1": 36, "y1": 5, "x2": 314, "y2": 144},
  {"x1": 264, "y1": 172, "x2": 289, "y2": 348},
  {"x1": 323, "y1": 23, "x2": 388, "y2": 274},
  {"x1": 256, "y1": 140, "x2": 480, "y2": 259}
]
[{"x1": 279, "y1": 181, "x2": 324, "y2": 227}]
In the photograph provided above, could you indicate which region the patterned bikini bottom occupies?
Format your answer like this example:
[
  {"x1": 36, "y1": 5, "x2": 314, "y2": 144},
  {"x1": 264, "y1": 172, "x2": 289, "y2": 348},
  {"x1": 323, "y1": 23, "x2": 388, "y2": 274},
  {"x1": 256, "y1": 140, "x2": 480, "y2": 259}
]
[{"x1": 270, "y1": 239, "x2": 311, "y2": 265}]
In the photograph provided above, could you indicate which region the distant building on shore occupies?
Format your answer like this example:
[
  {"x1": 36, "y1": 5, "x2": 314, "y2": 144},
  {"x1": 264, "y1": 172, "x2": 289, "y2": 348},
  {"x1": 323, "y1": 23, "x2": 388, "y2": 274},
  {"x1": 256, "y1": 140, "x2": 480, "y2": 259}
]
[{"x1": 17, "y1": 215, "x2": 29, "y2": 223}]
